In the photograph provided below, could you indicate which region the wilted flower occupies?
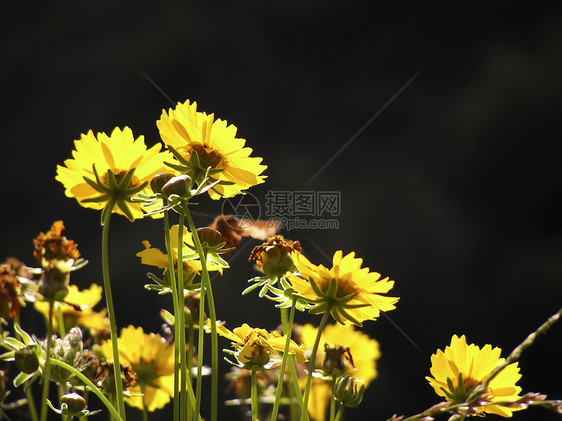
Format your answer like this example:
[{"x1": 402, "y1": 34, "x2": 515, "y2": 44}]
[
  {"x1": 249, "y1": 235, "x2": 302, "y2": 277},
  {"x1": 34, "y1": 284, "x2": 109, "y2": 332}
]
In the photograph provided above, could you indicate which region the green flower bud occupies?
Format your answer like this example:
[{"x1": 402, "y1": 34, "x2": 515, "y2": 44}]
[
  {"x1": 333, "y1": 376, "x2": 365, "y2": 407},
  {"x1": 261, "y1": 245, "x2": 295, "y2": 277},
  {"x1": 150, "y1": 173, "x2": 175, "y2": 194},
  {"x1": 196, "y1": 227, "x2": 223, "y2": 247},
  {"x1": 161, "y1": 175, "x2": 193, "y2": 199},
  {"x1": 60, "y1": 392, "x2": 86, "y2": 415},
  {"x1": 15, "y1": 348, "x2": 39, "y2": 374}
]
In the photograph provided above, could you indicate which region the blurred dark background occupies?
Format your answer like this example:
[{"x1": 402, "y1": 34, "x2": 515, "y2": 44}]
[{"x1": 2, "y1": 1, "x2": 562, "y2": 420}]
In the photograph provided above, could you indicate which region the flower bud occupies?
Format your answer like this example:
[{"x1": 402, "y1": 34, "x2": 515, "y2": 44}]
[
  {"x1": 150, "y1": 173, "x2": 175, "y2": 194},
  {"x1": 196, "y1": 227, "x2": 222, "y2": 247},
  {"x1": 161, "y1": 175, "x2": 193, "y2": 199},
  {"x1": 261, "y1": 246, "x2": 295, "y2": 277},
  {"x1": 60, "y1": 392, "x2": 86, "y2": 415},
  {"x1": 15, "y1": 348, "x2": 39, "y2": 374},
  {"x1": 333, "y1": 376, "x2": 365, "y2": 407}
]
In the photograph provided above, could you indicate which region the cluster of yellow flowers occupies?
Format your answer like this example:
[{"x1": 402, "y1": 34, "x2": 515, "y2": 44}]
[{"x1": 0, "y1": 98, "x2": 558, "y2": 421}]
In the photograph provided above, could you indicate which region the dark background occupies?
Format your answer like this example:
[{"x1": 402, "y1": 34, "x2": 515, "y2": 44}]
[{"x1": 2, "y1": 1, "x2": 562, "y2": 420}]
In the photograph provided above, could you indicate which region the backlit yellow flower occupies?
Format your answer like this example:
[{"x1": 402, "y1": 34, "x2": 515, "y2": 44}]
[
  {"x1": 137, "y1": 225, "x2": 226, "y2": 276},
  {"x1": 34, "y1": 284, "x2": 109, "y2": 332},
  {"x1": 426, "y1": 334, "x2": 523, "y2": 417},
  {"x1": 56, "y1": 127, "x2": 173, "y2": 221},
  {"x1": 300, "y1": 323, "x2": 380, "y2": 421},
  {"x1": 101, "y1": 326, "x2": 174, "y2": 412},
  {"x1": 157, "y1": 99, "x2": 266, "y2": 199},
  {"x1": 287, "y1": 251, "x2": 398, "y2": 326},
  {"x1": 209, "y1": 321, "x2": 307, "y2": 367}
]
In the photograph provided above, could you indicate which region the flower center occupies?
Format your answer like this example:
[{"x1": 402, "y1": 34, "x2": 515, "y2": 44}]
[
  {"x1": 191, "y1": 144, "x2": 223, "y2": 169},
  {"x1": 100, "y1": 170, "x2": 140, "y2": 190},
  {"x1": 131, "y1": 358, "x2": 160, "y2": 389}
]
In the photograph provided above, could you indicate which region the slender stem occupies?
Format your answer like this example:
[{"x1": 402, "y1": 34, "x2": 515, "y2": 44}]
[
  {"x1": 270, "y1": 300, "x2": 297, "y2": 421},
  {"x1": 49, "y1": 359, "x2": 124, "y2": 421},
  {"x1": 288, "y1": 355, "x2": 305, "y2": 410},
  {"x1": 329, "y1": 379, "x2": 337, "y2": 421},
  {"x1": 101, "y1": 202, "x2": 126, "y2": 419},
  {"x1": 24, "y1": 386, "x2": 39, "y2": 421},
  {"x1": 40, "y1": 300, "x2": 54, "y2": 421},
  {"x1": 56, "y1": 305, "x2": 66, "y2": 338},
  {"x1": 300, "y1": 309, "x2": 331, "y2": 421},
  {"x1": 185, "y1": 207, "x2": 219, "y2": 421},
  {"x1": 333, "y1": 404, "x2": 345, "y2": 421},
  {"x1": 163, "y1": 208, "x2": 180, "y2": 421},
  {"x1": 176, "y1": 210, "x2": 188, "y2": 421},
  {"x1": 251, "y1": 368, "x2": 260, "y2": 421},
  {"x1": 140, "y1": 383, "x2": 149, "y2": 421}
]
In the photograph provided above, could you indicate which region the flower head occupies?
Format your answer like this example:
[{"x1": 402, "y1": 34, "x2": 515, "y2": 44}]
[
  {"x1": 101, "y1": 326, "x2": 174, "y2": 411},
  {"x1": 56, "y1": 127, "x2": 173, "y2": 221},
  {"x1": 426, "y1": 334, "x2": 523, "y2": 417},
  {"x1": 157, "y1": 100, "x2": 266, "y2": 199},
  {"x1": 0, "y1": 264, "x2": 26, "y2": 319},
  {"x1": 288, "y1": 251, "x2": 398, "y2": 326},
  {"x1": 34, "y1": 284, "x2": 109, "y2": 332},
  {"x1": 209, "y1": 321, "x2": 307, "y2": 368}
]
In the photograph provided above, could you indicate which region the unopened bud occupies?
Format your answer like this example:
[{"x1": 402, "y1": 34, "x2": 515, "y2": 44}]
[
  {"x1": 15, "y1": 348, "x2": 39, "y2": 374},
  {"x1": 161, "y1": 175, "x2": 193, "y2": 199},
  {"x1": 333, "y1": 376, "x2": 364, "y2": 407},
  {"x1": 60, "y1": 392, "x2": 86, "y2": 415},
  {"x1": 150, "y1": 173, "x2": 175, "y2": 194},
  {"x1": 196, "y1": 227, "x2": 222, "y2": 247}
]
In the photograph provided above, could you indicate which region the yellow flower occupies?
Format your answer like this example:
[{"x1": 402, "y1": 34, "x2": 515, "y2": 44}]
[
  {"x1": 101, "y1": 326, "x2": 174, "y2": 412},
  {"x1": 300, "y1": 323, "x2": 380, "y2": 421},
  {"x1": 426, "y1": 334, "x2": 523, "y2": 417},
  {"x1": 209, "y1": 321, "x2": 307, "y2": 367},
  {"x1": 56, "y1": 127, "x2": 173, "y2": 221},
  {"x1": 137, "y1": 225, "x2": 226, "y2": 276},
  {"x1": 157, "y1": 99, "x2": 266, "y2": 199},
  {"x1": 34, "y1": 284, "x2": 109, "y2": 332},
  {"x1": 287, "y1": 251, "x2": 399, "y2": 326}
]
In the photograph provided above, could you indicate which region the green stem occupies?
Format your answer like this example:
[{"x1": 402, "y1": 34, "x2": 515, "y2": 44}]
[
  {"x1": 40, "y1": 300, "x2": 54, "y2": 421},
  {"x1": 140, "y1": 383, "x2": 149, "y2": 421},
  {"x1": 185, "y1": 208, "x2": 219, "y2": 421},
  {"x1": 333, "y1": 404, "x2": 345, "y2": 421},
  {"x1": 101, "y1": 201, "x2": 126, "y2": 419},
  {"x1": 176, "y1": 210, "x2": 188, "y2": 421},
  {"x1": 270, "y1": 300, "x2": 297, "y2": 421},
  {"x1": 329, "y1": 379, "x2": 337, "y2": 421},
  {"x1": 163, "y1": 209, "x2": 181, "y2": 421},
  {"x1": 251, "y1": 368, "x2": 260, "y2": 421},
  {"x1": 300, "y1": 309, "x2": 331, "y2": 421},
  {"x1": 49, "y1": 359, "x2": 124, "y2": 421},
  {"x1": 24, "y1": 386, "x2": 39, "y2": 421},
  {"x1": 287, "y1": 355, "x2": 304, "y2": 410},
  {"x1": 56, "y1": 305, "x2": 66, "y2": 338}
]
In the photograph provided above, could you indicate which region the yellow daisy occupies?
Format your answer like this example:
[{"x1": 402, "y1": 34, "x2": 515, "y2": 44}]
[
  {"x1": 209, "y1": 321, "x2": 307, "y2": 367},
  {"x1": 426, "y1": 334, "x2": 523, "y2": 417},
  {"x1": 300, "y1": 323, "x2": 381, "y2": 421},
  {"x1": 287, "y1": 251, "x2": 399, "y2": 326},
  {"x1": 101, "y1": 325, "x2": 174, "y2": 412},
  {"x1": 56, "y1": 127, "x2": 173, "y2": 221},
  {"x1": 35, "y1": 284, "x2": 109, "y2": 332},
  {"x1": 137, "y1": 224, "x2": 226, "y2": 276},
  {"x1": 157, "y1": 99, "x2": 266, "y2": 199}
]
